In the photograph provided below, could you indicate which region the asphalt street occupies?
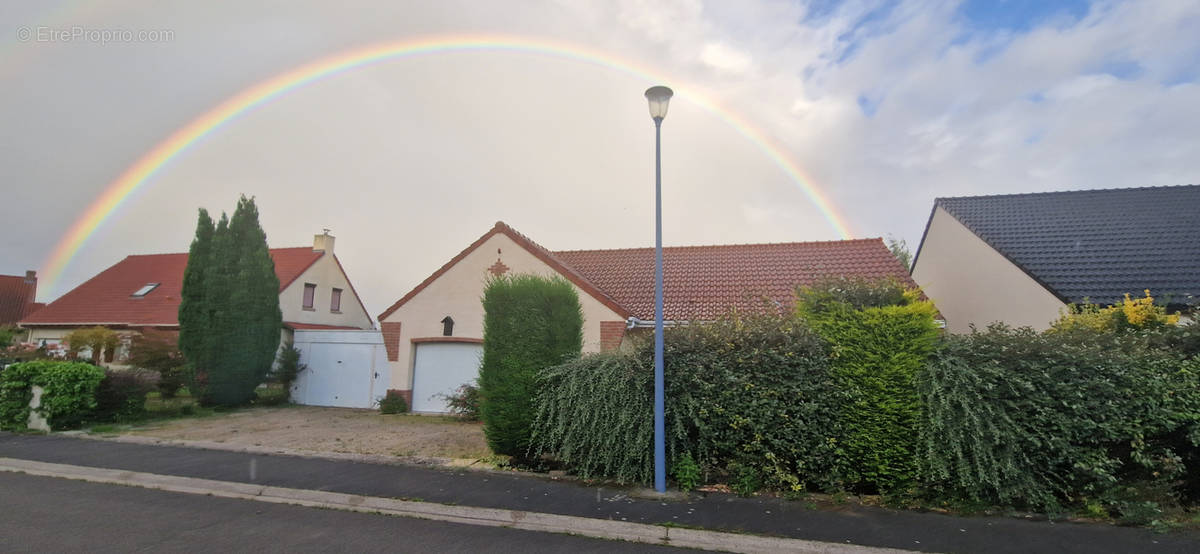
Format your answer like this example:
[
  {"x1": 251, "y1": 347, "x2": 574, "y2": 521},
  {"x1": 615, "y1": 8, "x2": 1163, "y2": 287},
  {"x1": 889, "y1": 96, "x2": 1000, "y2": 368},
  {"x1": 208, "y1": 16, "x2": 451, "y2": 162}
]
[{"x1": 0, "y1": 472, "x2": 689, "y2": 553}]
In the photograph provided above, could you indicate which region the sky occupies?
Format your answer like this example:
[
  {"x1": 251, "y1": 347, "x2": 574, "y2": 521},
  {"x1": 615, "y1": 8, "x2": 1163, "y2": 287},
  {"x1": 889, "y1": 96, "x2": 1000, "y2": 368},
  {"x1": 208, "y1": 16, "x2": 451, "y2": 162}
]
[{"x1": 2, "y1": 0, "x2": 1198, "y2": 318}]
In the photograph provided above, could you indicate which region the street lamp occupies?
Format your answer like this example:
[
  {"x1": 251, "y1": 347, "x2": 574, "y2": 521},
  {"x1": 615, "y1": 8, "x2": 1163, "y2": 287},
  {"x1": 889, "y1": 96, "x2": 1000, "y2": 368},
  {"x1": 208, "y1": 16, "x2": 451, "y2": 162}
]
[{"x1": 645, "y1": 85, "x2": 672, "y2": 493}]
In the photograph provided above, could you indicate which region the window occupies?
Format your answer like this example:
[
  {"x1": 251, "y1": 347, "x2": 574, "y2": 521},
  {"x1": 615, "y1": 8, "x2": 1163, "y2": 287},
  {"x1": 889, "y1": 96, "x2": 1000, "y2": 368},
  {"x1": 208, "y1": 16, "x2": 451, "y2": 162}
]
[
  {"x1": 131, "y1": 283, "x2": 159, "y2": 297},
  {"x1": 441, "y1": 316, "x2": 454, "y2": 336},
  {"x1": 302, "y1": 283, "x2": 316, "y2": 310},
  {"x1": 330, "y1": 288, "x2": 343, "y2": 312}
]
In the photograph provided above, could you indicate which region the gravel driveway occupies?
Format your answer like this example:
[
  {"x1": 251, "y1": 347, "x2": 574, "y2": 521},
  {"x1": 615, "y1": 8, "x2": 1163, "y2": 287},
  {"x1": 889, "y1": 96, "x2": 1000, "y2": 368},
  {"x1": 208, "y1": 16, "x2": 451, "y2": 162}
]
[{"x1": 121, "y1": 406, "x2": 490, "y2": 460}]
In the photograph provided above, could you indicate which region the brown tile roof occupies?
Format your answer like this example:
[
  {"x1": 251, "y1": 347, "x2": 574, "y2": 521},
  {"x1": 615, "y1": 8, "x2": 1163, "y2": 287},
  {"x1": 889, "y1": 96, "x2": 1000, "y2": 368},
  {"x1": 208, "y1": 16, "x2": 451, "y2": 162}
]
[
  {"x1": 20, "y1": 247, "x2": 324, "y2": 327},
  {"x1": 378, "y1": 221, "x2": 917, "y2": 324},
  {"x1": 0, "y1": 274, "x2": 38, "y2": 326},
  {"x1": 553, "y1": 238, "x2": 916, "y2": 321}
]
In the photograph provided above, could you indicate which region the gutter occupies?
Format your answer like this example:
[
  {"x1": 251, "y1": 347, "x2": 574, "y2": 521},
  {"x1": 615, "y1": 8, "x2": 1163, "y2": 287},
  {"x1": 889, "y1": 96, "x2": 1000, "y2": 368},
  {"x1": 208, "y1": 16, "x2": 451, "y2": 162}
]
[{"x1": 625, "y1": 316, "x2": 691, "y2": 330}]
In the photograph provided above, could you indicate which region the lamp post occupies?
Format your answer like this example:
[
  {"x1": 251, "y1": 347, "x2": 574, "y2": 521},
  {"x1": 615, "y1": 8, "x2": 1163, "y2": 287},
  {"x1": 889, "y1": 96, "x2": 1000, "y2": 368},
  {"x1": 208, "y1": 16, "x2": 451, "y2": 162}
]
[{"x1": 645, "y1": 85, "x2": 672, "y2": 493}]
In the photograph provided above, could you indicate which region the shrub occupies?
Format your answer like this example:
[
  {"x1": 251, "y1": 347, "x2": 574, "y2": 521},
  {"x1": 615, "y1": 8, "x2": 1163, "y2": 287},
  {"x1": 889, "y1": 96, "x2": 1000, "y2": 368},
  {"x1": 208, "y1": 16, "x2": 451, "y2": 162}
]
[
  {"x1": 671, "y1": 452, "x2": 701, "y2": 492},
  {"x1": 0, "y1": 360, "x2": 106, "y2": 430},
  {"x1": 531, "y1": 313, "x2": 841, "y2": 490},
  {"x1": 254, "y1": 385, "x2": 288, "y2": 406},
  {"x1": 63, "y1": 327, "x2": 120, "y2": 364},
  {"x1": 273, "y1": 342, "x2": 306, "y2": 400},
  {"x1": 378, "y1": 390, "x2": 408, "y2": 414},
  {"x1": 480, "y1": 274, "x2": 583, "y2": 458},
  {"x1": 126, "y1": 330, "x2": 188, "y2": 397},
  {"x1": 918, "y1": 324, "x2": 1200, "y2": 512},
  {"x1": 797, "y1": 281, "x2": 939, "y2": 494},
  {"x1": 0, "y1": 325, "x2": 19, "y2": 347},
  {"x1": 439, "y1": 383, "x2": 481, "y2": 420},
  {"x1": 1052, "y1": 290, "x2": 1181, "y2": 333},
  {"x1": 93, "y1": 369, "x2": 155, "y2": 422}
]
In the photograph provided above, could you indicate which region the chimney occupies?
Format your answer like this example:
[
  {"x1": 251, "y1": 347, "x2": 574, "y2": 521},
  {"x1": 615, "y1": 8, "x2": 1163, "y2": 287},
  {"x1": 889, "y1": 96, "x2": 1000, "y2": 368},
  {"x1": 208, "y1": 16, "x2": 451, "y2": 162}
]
[
  {"x1": 313, "y1": 230, "x2": 335, "y2": 254},
  {"x1": 24, "y1": 270, "x2": 36, "y2": 284}
]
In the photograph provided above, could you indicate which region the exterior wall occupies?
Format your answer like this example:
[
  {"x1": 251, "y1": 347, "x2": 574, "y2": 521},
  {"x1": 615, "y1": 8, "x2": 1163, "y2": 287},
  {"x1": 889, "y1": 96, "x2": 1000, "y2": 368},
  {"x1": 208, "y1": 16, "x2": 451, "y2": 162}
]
[
  {"x1": 380, "y1": 233, "x2": 625, "y2": 392},
  {"x1": 912, "y1": 206, "x2": 1066, "y2": 333},
  {"x1": 279, "y1": 253, "x2": 373, "y2": 330}
]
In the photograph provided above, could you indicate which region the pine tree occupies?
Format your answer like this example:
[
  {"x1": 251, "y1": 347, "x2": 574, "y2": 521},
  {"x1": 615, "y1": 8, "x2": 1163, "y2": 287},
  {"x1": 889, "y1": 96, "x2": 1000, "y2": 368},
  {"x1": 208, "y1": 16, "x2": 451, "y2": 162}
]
[{"x1": 178, "y1": 209, "x2": 214, "y2": 371}]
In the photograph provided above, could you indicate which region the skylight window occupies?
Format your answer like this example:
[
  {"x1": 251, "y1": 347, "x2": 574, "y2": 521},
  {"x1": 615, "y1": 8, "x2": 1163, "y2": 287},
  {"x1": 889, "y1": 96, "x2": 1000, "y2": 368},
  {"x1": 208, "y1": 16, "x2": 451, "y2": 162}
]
[{"x1": 131, "y1": 283, "x2": 160, "y2": 297}]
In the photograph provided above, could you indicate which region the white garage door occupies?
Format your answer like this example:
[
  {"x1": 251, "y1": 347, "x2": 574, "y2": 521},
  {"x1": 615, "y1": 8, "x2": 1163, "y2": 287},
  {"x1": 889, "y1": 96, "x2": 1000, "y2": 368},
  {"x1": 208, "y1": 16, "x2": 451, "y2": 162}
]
[
  {"x1": 291, "y1": 330, "x2": 389, "y2": 409},
  {"x1": 412, "y1": 342, "x2": 482, "y2": 413}
]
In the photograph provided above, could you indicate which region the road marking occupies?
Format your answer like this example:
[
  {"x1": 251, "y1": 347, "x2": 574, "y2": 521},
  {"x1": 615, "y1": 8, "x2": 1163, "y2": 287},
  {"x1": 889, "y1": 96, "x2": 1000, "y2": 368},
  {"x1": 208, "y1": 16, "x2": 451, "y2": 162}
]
[{"x1": 0, "y1": 457, "x2": 916, "y2": 554}]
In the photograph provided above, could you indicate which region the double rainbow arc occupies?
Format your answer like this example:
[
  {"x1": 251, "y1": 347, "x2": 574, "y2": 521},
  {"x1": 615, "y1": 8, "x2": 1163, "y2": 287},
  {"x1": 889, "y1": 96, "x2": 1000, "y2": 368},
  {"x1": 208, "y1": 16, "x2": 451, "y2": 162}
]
[{"x1": 40, "y1": 34, "x2": 854, "y2": 298}]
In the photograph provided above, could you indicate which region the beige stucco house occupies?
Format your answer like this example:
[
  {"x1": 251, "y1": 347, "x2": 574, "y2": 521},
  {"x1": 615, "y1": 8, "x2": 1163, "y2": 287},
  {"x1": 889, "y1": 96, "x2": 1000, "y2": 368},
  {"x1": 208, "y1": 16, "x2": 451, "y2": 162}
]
[
  {"x1": 911, "y1": 185, "x2": 1200, "y2": 333},
  {"x1": 19, "y1": 232, "x2": 373, "y2": 361},
  {"x1": 378, "y1": 221, "x2": 916, "y2": 413}
]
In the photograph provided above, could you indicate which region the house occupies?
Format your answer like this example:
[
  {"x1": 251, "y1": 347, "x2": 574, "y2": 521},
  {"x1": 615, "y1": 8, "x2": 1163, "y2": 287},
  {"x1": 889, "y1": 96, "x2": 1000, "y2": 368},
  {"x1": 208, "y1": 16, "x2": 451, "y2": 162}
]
[
  {"x1": 377, "y1": 221, "x2": 916, "y2": 413},
  {"x1": 911, "y1": 185, "x2": 1200, "y2": 333},
  {"x1": 0, "y1": 270, "x2": 42, "y2": 328},
  {"x1": 18, "y1": 232, "x2": 373, "y2": 360}
]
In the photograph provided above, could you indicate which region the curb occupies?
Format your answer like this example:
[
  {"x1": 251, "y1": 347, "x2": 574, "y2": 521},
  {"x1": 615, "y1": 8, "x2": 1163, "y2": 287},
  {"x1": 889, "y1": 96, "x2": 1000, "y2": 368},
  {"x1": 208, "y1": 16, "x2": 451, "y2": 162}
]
[{"x1": 0, "y1": 457, "x2": 913, "y2": 554}]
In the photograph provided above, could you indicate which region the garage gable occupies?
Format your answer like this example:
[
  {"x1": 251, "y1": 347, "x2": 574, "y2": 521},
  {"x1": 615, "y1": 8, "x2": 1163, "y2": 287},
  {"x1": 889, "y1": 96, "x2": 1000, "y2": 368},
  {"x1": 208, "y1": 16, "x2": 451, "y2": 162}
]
[{"x1": 377, "y1": 222, "x2": 628, "y2": 324}]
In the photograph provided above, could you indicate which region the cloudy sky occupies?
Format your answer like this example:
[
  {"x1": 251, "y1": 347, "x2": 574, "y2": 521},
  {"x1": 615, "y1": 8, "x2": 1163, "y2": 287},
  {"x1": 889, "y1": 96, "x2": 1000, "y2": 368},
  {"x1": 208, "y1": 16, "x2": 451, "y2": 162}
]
[{"x1": 2, "y1": 0, "x2": 1198, "y2": 316}]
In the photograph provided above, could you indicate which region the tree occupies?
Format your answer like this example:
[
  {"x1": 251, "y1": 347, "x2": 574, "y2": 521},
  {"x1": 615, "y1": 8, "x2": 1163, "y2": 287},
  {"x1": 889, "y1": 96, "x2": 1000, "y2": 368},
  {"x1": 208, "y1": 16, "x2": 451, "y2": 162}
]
[
  {"x1": 62, "y1": 326, "x2": 120, "y2": 364},
  {"x1": 179, "y1": 196, "x2": 282, "y2": 406},
  {"x1": 479, "y1": 274, "x2": 583, "y2": 458},
  {"x1": 178, "y1": 209, "x2": 214, "y2": 371},
  {"x1": 127, "y1": 329, "x2": 188, "y2": 397},
  {"x1": 887, "y1": 235, "x2": 912, "y2": 272}
]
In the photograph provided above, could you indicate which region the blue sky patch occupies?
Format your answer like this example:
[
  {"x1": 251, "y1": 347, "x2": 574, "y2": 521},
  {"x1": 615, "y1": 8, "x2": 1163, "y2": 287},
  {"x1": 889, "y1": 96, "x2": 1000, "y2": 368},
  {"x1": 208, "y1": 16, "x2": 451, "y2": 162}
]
[{"x1": 959, "y1": 0, "x2": 1090, "y2": 32}]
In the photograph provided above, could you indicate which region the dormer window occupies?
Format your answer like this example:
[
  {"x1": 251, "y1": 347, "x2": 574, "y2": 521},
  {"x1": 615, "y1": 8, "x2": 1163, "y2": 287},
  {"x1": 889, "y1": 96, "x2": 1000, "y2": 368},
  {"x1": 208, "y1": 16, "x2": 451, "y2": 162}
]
[
  {"x1": 131, "y1": 283, "x2": 160, "y2": 297},
  {"x1": 441, "y1": 316, "x2": 454, "y2": 336}
]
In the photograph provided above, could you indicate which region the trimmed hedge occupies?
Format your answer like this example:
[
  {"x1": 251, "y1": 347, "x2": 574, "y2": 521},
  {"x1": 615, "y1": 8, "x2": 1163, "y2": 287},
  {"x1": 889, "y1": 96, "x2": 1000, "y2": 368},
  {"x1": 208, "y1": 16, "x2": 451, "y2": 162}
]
[
  {"x1": 480, "y1": 274, "x2": 583, "y2": 457},
  {"x1": 531, "y1": 314, "x2": 842, "y2": 490},
  {"x1": 919, "y1": 324, "x2": 1200, "y2": 513},
  {"x1": 0, "y1": 361, "x2": 106, "y2": 430},
  {"x1": 797, "y1": 282, "x2": 939, "y2": 493}
]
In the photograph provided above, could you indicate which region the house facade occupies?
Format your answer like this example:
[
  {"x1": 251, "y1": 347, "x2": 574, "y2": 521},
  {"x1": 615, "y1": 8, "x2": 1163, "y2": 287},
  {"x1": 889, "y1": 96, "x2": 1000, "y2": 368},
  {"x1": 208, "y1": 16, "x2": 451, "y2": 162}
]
[
  {"x1": 911, "y1": 185, "x2": 1200, "y2": 333},
  {"x1": 379, "y1": 221, "x2": 916, "y2": 413},
  {"x1": 19, "y1": 233, "x2": 373, "y2": 360}
]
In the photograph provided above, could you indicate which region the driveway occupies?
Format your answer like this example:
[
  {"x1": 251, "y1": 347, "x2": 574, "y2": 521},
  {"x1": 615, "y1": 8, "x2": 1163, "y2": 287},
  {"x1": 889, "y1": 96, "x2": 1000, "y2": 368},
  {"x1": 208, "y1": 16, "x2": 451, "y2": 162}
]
[{"x1": 114, "y1": 406, "x2": 490, "y2": 461}]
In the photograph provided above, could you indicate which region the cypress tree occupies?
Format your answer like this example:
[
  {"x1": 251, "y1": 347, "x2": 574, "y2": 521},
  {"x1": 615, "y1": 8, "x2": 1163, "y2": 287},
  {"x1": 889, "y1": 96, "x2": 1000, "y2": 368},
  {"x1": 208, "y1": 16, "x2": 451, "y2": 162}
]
[
  {"x1": 225, "y1": 196, "x2": 282, "y2": 400},
  {"x1": 178, "y1": 209, "x2": 214, "y2": 371},
  {"x1": 202, "y1": 213, "x2": 236, "y2": 404},
  {"x1": 479, "y1": 274, "x2": 583, "y2": 458}
]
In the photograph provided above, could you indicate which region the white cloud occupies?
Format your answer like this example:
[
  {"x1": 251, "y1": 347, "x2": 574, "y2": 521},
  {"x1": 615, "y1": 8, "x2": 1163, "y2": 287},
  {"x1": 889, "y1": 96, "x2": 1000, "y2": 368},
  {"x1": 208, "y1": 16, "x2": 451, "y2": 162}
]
[{"x1": 699, "y1": 41, "x2": 752, "y2": 74}]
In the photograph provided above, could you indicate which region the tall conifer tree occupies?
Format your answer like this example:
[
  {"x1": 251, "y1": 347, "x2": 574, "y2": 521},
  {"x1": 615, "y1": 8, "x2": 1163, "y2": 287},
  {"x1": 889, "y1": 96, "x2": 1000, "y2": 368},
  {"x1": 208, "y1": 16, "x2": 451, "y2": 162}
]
[{"x1": 178, "y1": 209, "x2": 214, "y2": 375}]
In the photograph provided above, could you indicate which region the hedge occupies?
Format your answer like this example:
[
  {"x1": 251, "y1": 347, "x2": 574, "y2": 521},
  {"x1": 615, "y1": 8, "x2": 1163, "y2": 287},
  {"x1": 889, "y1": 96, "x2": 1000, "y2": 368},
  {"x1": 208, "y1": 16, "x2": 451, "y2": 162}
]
[
  {"x1": 531, "y1": 314, "x2": 842, "y2": 490},
  {"x1": 0, "y1": 360, "x2": 106, "y2": 430},
  {"x1": 479, "y1": 274, "x2": 583, "y2": 457},
  {"x1": 919, "y1": 324, "x2": 1200, "y2": 513},
  {"x1": 797, "y1": 282, "x2": 940, "y2": 493}
]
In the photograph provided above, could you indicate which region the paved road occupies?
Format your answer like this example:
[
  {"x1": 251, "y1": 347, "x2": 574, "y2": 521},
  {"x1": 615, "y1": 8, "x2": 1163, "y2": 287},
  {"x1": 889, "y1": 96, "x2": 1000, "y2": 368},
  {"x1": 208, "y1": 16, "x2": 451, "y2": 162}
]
[
  {"x1": 3, "y1": 433, "x2": 1199, "y2": 553},
  {"x1": 0, "y1": 472, "x2": 687, "y2": 553}
]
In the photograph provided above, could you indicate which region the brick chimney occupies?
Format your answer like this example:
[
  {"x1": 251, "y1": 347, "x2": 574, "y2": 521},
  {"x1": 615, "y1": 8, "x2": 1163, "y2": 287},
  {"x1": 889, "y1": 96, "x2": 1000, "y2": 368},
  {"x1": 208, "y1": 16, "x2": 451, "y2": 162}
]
[
  {"x1": 24, "y1": 270, "x2": 36, "y2": 284},
  {"x1": 313, "y1": 230, "x2": 335, "y2": 254}
]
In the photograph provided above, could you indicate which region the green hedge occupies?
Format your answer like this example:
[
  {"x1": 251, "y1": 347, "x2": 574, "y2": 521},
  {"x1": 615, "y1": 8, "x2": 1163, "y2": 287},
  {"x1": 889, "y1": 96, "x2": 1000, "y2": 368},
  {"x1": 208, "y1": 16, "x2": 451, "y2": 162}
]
[
  {"x1": 479, "y1": 274, "x2": 583, "y2": 457},
  {"x1": 919, "y1": 324, "x2": 1200, "y2": 513},
  {"x1": 531, "y1": 314, "x2": 842, "y2": 490},
  {"x1": 797, "y1": 283, "x2": 939, "y2": 494},
  {"x1": 0, "y1": 361, "x2": 106, "y2": 430}
]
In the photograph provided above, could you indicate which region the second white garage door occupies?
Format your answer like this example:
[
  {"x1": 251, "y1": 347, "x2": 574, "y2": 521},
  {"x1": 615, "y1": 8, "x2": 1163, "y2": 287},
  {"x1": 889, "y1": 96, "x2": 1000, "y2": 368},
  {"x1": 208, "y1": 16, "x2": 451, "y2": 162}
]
[{"x1": 411, "y1": 342, "x2": 483, "y2": 413}]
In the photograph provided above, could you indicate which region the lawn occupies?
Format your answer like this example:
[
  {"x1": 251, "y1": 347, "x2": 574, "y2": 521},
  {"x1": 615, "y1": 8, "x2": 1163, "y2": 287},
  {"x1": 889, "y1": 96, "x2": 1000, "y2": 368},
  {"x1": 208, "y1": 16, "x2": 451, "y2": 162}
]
[{"x1": 109, "y1": 405, "x2": 490, "y2": 460}]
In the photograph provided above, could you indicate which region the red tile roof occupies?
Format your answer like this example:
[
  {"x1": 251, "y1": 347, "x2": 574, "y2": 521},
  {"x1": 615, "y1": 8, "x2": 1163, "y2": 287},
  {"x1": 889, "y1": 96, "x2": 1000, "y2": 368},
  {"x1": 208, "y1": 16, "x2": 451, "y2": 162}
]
[
  {"x1": 0, "y1": 274, "x2": 38, "y2": 326},
  {"x1": 284, "y1": 322, "x2": 363, "y2": 330},
  {"x1": 554, "y1": 238, "x2": 916, "y2": 321},
  {"x1": 20, "y1": 248, "x2": 324, "y2": 327},
  {"x1": 378, "y1": 221, "x2": 918, "y2": 323}
]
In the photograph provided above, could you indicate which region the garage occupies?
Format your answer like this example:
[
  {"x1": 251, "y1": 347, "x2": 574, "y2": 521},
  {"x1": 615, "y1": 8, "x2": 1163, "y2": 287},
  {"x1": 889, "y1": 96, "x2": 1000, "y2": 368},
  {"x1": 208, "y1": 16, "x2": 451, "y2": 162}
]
[
  {"x1": 290, "y1": 329, "x2": 390, "y2": 409},
  {"x1": 411, "y1": 341, "x2": 482, "y2": 413}
]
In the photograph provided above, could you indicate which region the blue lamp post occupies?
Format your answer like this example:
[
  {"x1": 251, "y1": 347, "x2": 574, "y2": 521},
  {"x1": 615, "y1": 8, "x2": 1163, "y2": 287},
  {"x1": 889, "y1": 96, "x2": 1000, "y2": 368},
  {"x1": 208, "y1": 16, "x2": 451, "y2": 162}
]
[{"x1": 645, "y1": 85, "x2": 673, "y2": 493}]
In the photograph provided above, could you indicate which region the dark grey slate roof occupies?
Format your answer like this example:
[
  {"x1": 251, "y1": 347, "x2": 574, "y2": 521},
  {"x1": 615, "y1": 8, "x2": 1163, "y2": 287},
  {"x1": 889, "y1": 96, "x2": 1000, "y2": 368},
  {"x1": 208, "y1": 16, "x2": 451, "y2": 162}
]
[{"x1": 931, "y1": 185, "x2": 1200, "y2": 308}]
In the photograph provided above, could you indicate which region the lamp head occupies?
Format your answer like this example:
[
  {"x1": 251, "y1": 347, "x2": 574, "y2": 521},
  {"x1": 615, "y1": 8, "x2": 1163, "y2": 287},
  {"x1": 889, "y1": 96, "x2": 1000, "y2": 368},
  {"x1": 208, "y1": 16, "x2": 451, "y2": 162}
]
[{"x1": 644, "y1": 85, "x2": 673, "y2": 121}]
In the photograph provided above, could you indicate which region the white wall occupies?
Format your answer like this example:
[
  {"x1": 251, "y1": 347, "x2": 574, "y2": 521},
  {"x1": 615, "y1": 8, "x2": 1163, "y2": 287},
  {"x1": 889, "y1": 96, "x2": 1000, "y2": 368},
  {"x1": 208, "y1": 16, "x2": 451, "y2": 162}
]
[
  {"x1": 279, "y1": 253, "x2": 373, "y2": 329},
  {"x1": 380, "y1": 232, "x2": 625, "y2": 392},
  {"x1": 912, "y1": 206, "x2": 1066, "y2": 333}
]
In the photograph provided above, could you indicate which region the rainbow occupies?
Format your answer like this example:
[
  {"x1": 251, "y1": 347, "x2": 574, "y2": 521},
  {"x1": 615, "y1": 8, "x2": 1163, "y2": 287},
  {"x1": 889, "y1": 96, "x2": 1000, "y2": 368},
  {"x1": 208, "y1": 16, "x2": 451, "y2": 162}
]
[{"x1": 40, "y1": 34, "x2": 855, "y2": 298}]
